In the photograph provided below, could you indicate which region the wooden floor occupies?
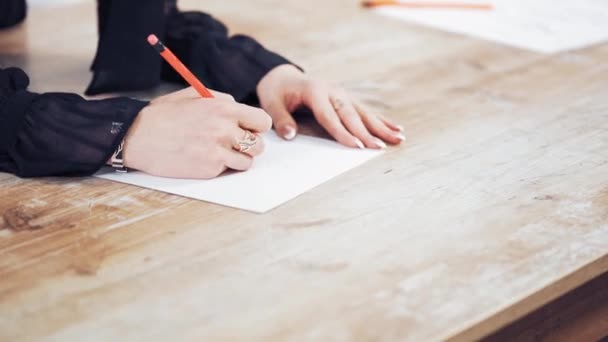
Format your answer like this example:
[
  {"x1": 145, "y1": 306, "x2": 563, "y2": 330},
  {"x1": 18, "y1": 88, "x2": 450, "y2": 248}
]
[{"x1": 1, "y1": 1, "x2": 607, "y2": 341}]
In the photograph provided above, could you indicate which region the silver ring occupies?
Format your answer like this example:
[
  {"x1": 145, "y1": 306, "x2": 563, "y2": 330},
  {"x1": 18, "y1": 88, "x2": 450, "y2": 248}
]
[
  {"x1": 235, "y1": 131, "x2": 258, "y2": 153},
  {"x1": 331, "y1": 97, "x2": 346, "y2": 112}
]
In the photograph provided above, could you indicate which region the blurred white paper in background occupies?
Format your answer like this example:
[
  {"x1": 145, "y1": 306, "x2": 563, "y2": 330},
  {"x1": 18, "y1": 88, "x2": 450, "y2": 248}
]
[
  {"x1": 96, "y1": 134, "x2": 383, "y2": 213},
  {"x1": 27, "y1": 0, "x2": 87, "y2": 8},
  {"x1": 373, "y1": 0, "x2": 608, "y2": 53}
]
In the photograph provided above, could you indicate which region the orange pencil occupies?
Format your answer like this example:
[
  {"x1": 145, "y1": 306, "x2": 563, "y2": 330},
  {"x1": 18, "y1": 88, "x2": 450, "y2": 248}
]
[
  {"x1": 362, "y1": 0, "x2": 493, "y2": 10},
  {"x1": 147, "y1": 34, "x2": 214, "y2": 98}
]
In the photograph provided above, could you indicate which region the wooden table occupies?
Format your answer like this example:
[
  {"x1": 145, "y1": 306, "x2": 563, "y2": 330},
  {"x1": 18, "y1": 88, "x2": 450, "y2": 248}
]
[{"x1": 1, "y1": 1, "x2": 607, "y2": 340}]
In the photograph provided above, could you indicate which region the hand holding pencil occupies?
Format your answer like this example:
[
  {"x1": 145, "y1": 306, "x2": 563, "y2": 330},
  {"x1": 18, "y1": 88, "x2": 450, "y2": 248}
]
[
  {"x1": 142, "y1": 33, "x2": 404, "y2": 163},
  {"x1": 110, "y1": 34, "x2": 272, "y2": 179}
]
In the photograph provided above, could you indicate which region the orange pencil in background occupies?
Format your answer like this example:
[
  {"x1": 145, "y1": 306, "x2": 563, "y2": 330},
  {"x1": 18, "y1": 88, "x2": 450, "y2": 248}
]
[
  {"x1": 362, "y1": 0, "x2": 493, "y2": 10},
  {"x1": 147, "y1": 34, "x2": 214, "y2": 98}
]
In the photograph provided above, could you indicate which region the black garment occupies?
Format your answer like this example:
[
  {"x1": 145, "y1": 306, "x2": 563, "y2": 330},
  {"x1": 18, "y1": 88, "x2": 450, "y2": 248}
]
[
  {"x1": 0, "y1": 67, "x2": 147, "y2": 177},
  {"x1": 162, "y1": 10, "x2": 293, "y2": 104},
  {"x1": 0, "y1": 0, "x2": 26, "y2": 29},
  {"x1": 86, "y1": 0, "x2": 167, "y2": 95},
  {"x1": 0, "y1": 0, "x2": 293, "y2": 178}
]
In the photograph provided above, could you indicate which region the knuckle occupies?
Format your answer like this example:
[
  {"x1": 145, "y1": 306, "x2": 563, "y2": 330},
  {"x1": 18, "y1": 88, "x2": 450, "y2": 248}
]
[
  {"x1": 213, "y1": 99, "x2": 230, "y2": 109},
  {"x1": 221, "y1": 93, "x2": 235, "y2": 101},
  {"x1": 219, "y1": 102, "x2": 235, "y2": 114},
  {"x1": 262, "y1": 114, "x2": 273, "y2": 130}
]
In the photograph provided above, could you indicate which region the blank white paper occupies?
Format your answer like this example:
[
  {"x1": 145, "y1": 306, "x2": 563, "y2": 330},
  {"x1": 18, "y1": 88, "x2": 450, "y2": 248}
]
[
  {"x1": 27, "y1": 0, "x2": 87, "y2": 8},
  {"x1": 95, "y1": 134, "x2": 383, "y2": 213},
  {"x1": 373, "y1": 0, "x2": 608, "y2": 53}
]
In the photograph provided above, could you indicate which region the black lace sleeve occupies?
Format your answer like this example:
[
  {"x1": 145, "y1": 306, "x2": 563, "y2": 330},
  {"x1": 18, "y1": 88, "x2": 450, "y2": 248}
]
[
  {"x1": 0, "y1": 67, "x2": 148, "y2": 178},
  {"x1": 161, "y1": 11, "x2": 296, "y2": 104}
]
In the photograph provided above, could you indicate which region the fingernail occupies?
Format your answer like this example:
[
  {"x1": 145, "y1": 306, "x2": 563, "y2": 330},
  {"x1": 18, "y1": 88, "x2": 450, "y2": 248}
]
[
  {"x1": 395, "y1": 133, "x2": 406, "y2": 141},
  {"x1": 373, "y1": 138, "x2": 387, "y2": 149},
  {"x1": 354, "y1": 138, "x2": 365, "y2": 149},
  {"x1": 283, "y1": 126, "x2": 296, "y2": 140},
  {"x1": 396, "y1": 125, "x2": 405, "y2": 132}
]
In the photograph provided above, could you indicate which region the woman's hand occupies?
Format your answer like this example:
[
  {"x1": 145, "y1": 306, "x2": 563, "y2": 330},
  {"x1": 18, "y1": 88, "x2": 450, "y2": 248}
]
[
  {"x1": 257, "y1": 65, "x2": 405, "y2": 149},
  {"x1": 123, "y1": 87, "x2": 272, "y2": 179}
]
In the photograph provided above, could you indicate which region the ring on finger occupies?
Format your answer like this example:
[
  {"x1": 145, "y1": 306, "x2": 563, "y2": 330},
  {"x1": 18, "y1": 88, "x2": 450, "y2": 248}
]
[
  {"x1": 234, "y1": 130, "x2": 258, "y2": 153},
  {"x1": 331, "y1": 97, "x2": 346, "y2": 113}
]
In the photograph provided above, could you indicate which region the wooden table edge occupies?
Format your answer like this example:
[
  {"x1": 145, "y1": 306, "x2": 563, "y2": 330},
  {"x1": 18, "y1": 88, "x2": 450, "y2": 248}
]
[{"x1": 443, "y1": 254, "x2": 608, "y2": 341}]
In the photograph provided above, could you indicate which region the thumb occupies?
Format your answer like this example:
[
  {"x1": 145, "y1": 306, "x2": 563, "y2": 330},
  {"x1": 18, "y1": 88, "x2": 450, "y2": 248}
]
[{"x1": 265, "y1": 100, "x2": 298, "y2": 140}]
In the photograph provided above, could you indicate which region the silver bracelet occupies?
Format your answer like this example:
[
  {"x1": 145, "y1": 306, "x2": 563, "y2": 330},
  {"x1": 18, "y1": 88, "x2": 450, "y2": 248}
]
[{"x1": 111, "y1": 140, "x2": 128, "y2": 173}]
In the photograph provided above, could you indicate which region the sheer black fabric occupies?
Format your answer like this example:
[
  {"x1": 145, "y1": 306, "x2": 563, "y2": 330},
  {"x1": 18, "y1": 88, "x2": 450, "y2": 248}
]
[
  {"x1": 0, "y1": 0, "x2": 26, "y2": 29},
  {"x1": 0, "y1": 67, "x2": 148, "y2": 177},
  {"x1": 0, "y1": 0, "x2": 297, "y2": 178},
  {"x1": 87, "y1": 0, "x2": 294, "y2": 104},
  {"x1": 162, "y1": 10, "x2": 295, "y2": 104}
]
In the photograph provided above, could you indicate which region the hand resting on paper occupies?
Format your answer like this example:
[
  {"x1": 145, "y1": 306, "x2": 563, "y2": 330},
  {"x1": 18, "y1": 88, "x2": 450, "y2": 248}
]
[
  {"x1": 122, "y1": 66, "x2": 407, "y2": 180},
  {"x1": 122, "y1": 87, "x2": 272, "y2": 179},
  {"x1": 0, "y1": 4, "x2": 404, "y2": 180},
  {"x1": 257, "y1": 65, "x2": 406, "y2": 150}
]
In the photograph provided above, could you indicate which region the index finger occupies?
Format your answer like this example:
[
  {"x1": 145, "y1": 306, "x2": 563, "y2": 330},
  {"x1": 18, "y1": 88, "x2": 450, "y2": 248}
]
[
  {"x1": 232, "y1": 103, "x2": 273, "y2": 133},
  {"x1": 156, "y1": 87, "x2": 235, "y2": 103}
]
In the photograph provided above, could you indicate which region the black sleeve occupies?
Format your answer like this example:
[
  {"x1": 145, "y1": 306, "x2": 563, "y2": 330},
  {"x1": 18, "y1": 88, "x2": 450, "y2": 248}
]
[
  {"x1": 85, "y1": 1, "x2": 297, "y2": 103},
  {"x1": 0, "y1": 0, "x2": 26, "y2": 29},
  {"x1": 162, "y1": 10, "x2": 297, "y2": 104},
  {"x1": 0, "y1": 67, "x2": 148, "y2": 178}
]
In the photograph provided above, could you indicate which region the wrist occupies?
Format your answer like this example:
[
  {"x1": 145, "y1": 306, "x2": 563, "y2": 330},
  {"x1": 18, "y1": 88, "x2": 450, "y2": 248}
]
[
  {"x1": 122, "y1": 103, "x2": 154, "y2": 169},
  {"x1": 257, "y1": 64, "x2": 304, "y2": 95},
  {"x1": 105, "y1": 104, "x2": 147, "y2": 169}
]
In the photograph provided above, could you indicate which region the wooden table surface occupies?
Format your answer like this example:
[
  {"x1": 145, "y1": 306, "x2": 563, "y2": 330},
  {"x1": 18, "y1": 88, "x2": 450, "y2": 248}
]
[{"x1": 1, "y1": 1, "x2": 607, "y2": 341}]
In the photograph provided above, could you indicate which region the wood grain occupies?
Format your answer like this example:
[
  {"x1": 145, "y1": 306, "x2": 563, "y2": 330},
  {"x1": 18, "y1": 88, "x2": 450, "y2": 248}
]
[
  {"x1": 1, "y1": 0, "x2": 607, "y2": 341},
  {"x1": 483, "y1": 272, "x2": 608, "y2": 342}
]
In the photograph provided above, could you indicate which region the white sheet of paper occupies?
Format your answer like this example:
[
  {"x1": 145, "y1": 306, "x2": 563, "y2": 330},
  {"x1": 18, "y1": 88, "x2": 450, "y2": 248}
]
[
  {"x1": 27, "y1": 0, "x2": 87, "y2": 8},
  {"x1": 96, "y1": 134, "x2": 383, "y2": 213},
  {"x1": 374, "y1": 0, "x2": 608, "y2": 53}
]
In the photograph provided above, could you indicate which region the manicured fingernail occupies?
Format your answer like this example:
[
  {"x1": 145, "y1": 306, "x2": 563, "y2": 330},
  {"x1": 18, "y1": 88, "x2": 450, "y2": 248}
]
[
  {"x1": 373, "y1": 138, "x2": 387, "y2": 149},
  {"x1": 396, "y1": 125, "x2": 405, "y2": 132},
  {"x1": 354, "y1": 138, "x2": 365, "y2": 149},
  {"x1": 283, "y1": 126, "x2": 296, "y2": 140},
  {"x1": 395, "y1": 133, "x2": 406, "y2": 141}
]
